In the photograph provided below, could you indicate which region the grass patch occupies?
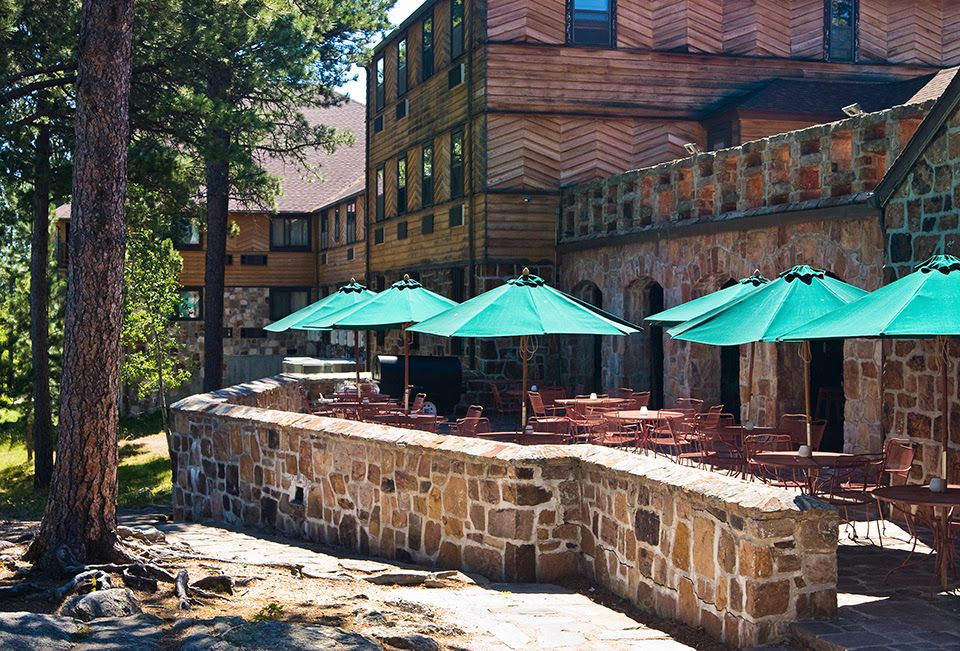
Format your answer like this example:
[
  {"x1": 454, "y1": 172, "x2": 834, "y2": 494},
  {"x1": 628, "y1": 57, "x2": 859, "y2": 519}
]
[{"x1": 0, "y1": 416, "x2": 172, "y2": 519}]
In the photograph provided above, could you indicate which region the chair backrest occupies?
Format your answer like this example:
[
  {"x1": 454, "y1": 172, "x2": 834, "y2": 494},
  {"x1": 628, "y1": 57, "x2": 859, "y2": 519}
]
[
  {"x1": 743, "y1": 433, "x2": 793, "y2": 460},
  {"x1": 882, "y1": 438, "x2": 915, "y2": 483},
  {"x1": 673, "y1": 397, "x2": 704, "y2": 413},
  {"x1": 613, "y1": 387, "x2": 634, "y2": 399},
  {"x1": 779, "y1": 413, "x2": 827, "y2": 449},
  {"x1": 410, "y1": 392, "x2": 427, "y2": 413},
  {"x1": 465, "y1": 404, "x2": 484, "y2": 420},
  {"x1": 540, "y1": 387, "x2": 567, "y2": 407},
  {"x1": 527, "y1": 391, "x2": 546, "y2": 417},
  {"x1": 529, "y1": 416, "x2": 573, "y2": 437},
  {"x1": 631, "y1": 391, "x2": 651, "y2": 408},
  {"x1": 699, "y1": 404, "x2": 724, "y2": 431}
]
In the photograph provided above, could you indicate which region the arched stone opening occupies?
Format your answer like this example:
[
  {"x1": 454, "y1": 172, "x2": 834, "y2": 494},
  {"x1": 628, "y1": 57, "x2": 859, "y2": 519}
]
[
  {"x1": 571, "y1": 281, "x2": 603, "y2": 393},
  {"x1": 624, "y1": 278, "x2": 664, "y2": 408},
  {"x1": 718, "y1": 278, "x2": 742, "y2": 421}
]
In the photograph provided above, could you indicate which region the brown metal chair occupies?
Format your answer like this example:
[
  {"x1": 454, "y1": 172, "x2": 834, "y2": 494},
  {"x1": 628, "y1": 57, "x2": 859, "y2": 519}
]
[
  {"x1": 780, "y1": 413, "x2": 827, "y2": 450},
  {"x1": 816, "y1": 454, "x2": 886, "y2": 541},
  {"x1": 672, "y1": 397, "x2": 704, "y2": 413},
  {"x1": 451, "y1": 405, "x2": 491, "y2": 436},
  {"x1": 744, "y1": 433, "x2": 794, "y2": 484},
  {"x1": 631, "y1": 391, "x2": 651, "y2": 409},
  {"x1": 528, "y1": 391, "x2": 564, "y2": 418},
  {"x1": 490, "y1": 382, "x2": 520, "y2": 417},
  {"x1": 410, "y1": 392, "x2": 427, "y2": 414}
]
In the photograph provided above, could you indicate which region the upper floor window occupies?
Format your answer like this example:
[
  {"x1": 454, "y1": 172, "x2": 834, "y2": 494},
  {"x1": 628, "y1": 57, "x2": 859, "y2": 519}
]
[
  {"x1": 171, "y1": 217, "x2": 202, "y2": 249},
  {"x1": 567, "y1": 0, "x2": 614, "y2": 47},
  {"x1": 422, "y1": 14, "x2": 434, "y2": 79},
  {"x1": 450, "y1": 129, "x2": 464, "y2": 199},
  {"x1": 451, "y1": 0, "x2": 465, "y2": 60},
  {"x1": 269, "y1": 288, "x2": 310, "y2": 321},
  {"x1": 270, "y1": 215, "x2": 310, "y2": 251},
  {"x1": 397, "y1": 154, "x2": 408, "y2": 214},
  {"x1": 375, "y1": 56, "x2": 385, "y2": 111},
  {"x1": 826, "y1": 0, "x2": 857, "y2": 62},
  {"x1": 320, "y1": 210, "x2": 329, "y2": 249},
  {"x1": 397, "y1": 36, "x2": 408, "y2": 96},
  {"x1": 422, "y1": 143, "x2": 434, "y2": 207},
  {"x1": 334, "y1": 206, "x2": 341, "y2": 242},
  {"x1": 177, "y1": 289, "x2": 202, "y2": 320},
  {"x1": 346, "y1": 201, "x2": 357, "y2": 244},
  {"x1": 375, "y1": 165, "x2": 385, "y2": 221}
]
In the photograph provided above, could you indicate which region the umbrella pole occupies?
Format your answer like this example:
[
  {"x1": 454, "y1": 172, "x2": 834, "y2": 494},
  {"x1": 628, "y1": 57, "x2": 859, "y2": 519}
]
[
  {"x1": 520, "y1": 335, "x2": 528, "y2": 429},
  {"x1": 745, "y1": 341, "x2": 756, "y2": 425},
  {"x1": 938, "y1": 335, "x2": 949, "y2": 482},
  {"x1": 801, "y1": 341, "x2": 813, "y2": 448},
  {"x1": 403, "y1": 326, "x2": 410, "y2": 413},
  {"x1": 355, "y1": 335, "x2": 362, "y2": 402}
]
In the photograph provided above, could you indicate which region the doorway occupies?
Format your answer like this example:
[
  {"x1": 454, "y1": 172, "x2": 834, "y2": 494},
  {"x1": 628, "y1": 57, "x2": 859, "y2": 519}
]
[
  {"x1": 809, "y1": 339, "x2": 845, "y2": 451},
  {"x1": 718, "y1": 279, "x2": 741, "y2": 421},
  {"x1": 647, "y1": 283, "x2": 664, "y2": 408}
]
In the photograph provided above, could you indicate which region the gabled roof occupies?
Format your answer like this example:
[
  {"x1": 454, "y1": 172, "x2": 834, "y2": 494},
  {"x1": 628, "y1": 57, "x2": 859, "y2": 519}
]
[
  {"x1": 233, "y1": 99, "x2": 367, "y2": 214},
  {"x1": 706, "y1": 69, "x2": 957, "y2": 122},
  {"x1": 872, "y1": 68, "x2": 960, "y2": 207}
]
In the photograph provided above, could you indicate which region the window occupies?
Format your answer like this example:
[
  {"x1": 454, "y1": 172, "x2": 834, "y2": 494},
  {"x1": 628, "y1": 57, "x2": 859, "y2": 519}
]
[
  {"x1": 177, "y1": 289, "x2": 202, "y2": 320},
  {"x1": 374, "y1": 227, "x2": 384, "y2": 244},
  {"x1": 397, "y1": 36, "x2": 408, "y2": 96},
  {"x1": 320, "y1": 209, "x2": 329, "y2": 249},
  {"x1": 567, "y1": 0, "x2": 615, "y2": 47},
  {"x1": 270, "y1": 288, "x2": 310, "y2": 321},
  {"x1": 374, "y1": 115, "x2": 384, "y2": 133},
  {"x1": 375, "y1": 56, "x2": 385, "y2": 111},
  {"x1": 334, "y1": 206, "x2": 341, "y2": 242},
  {"x1": 397, "y1": 221, "x2": 408, "y2": 240},
  {"x1": 375, "y1": 165, "x2": 385, "y2": 221},
  {"x1": 346, "y1": 201, "x2": 357, "y2": 243},
  {"x1": 451, "y1": 0, "x2": 464, "y2": 59},
  {"x1": 826, "y1": 0, "x2": 857, "y2": 62},
  {"x1": 421, "y1": 214, "x2": 434, "y2": 234},
  {"x1": 397, "y1": 154, "x2": 408, "y2": 214},
  {"x1": 450, "y1": 128, "x2": 464, "y2": 199},
  {"x1": 422, "y1": 143, "x2": 434, "y2": 207},
  {"x1": 422, "y1": 14, "x2": 434, "y2": 79},
  {"x1": 270, "y1": 216, "x2": 310, "y2": 250},
  {"x1": 171, "y1": 217, "x2": 201, "y2": 249},
  {"x1": 240, "y1": 254, "x2": 267, "y2": 265}
]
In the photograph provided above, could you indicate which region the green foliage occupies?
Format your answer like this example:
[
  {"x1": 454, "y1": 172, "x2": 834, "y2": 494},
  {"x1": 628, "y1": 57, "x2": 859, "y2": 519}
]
[
  {"x1": 252, "y1": 602, "x2": 285, "y2": 622},
  {"x1": 121, "y1": 234, "x2": 192, "y2": 401}
]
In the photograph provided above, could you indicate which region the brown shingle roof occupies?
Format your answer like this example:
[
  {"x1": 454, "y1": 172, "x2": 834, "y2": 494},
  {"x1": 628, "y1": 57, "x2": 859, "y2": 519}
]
[{"x1": 231, "y1": 99, "x2": 366, "y2": 214}]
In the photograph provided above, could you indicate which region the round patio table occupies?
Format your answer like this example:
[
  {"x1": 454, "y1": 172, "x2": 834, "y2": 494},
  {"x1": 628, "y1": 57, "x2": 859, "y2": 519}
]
[
  {"x1": 555, "y1": 397, "x2": 630, "y2": 410},
  {"x1": 750, "y1": 451, "x2": 856, "y2": 495},
  {"x1": 874, "y1": 484, "x2": 960, "y2": 592},
  {"x1": 603, "y1": 409, "x2": 685, "y2": 423}
]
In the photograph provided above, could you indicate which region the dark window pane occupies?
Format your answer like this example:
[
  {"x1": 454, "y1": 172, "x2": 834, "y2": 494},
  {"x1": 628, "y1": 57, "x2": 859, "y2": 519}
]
[
  {"x1": 450, "y1": 129, "x2": 464, "y2": 199},
  {"x1": 422, "y1": 16, "x2": 434, "y2": 79},
  {"x1": 451, "y1": 0, "x2": 464, "y2": 59},
  {"x1": 398, "y1": 37, "x2": 408, "y2": 95},
  {"x1": 827, "y1": 0, "x2": 857, "y2": 61},
  {"x1": 421, "y1": 214, "x2": 434, "y2": 234},
  {"x1": 270, "y1": 288, "x2": 310, "y2": 320},
  {"x1": 177, "y1": 289, "x2": 202, "y2": 320},
  {"x1": 375, "y1": 57, "x2": 385, "y2": 110},
  {"x1": 422, "y1": 144, "x2": 434, "y2": 206},
  {"x1": 270, "y1": 216, "x2": 309, "y2": 250},
  {"x1": 397, "y1": 155, "x2": 407, "y2": 214},
  {"x1": 397, "y1": 221, "x2": 408, "y2": 240},
  {"x1": 376, "y1": 165, "x2": 385, "y2": 220},
  {"x1": 346, "y1": 201, "x2": 357, "y2": 244},
  {"x1": 172, "y1": 218, "x2": 201, "y2": 248},
  {"x1": 568, "y1": 0, "x2": 614, "y2": 47},
  {"x1": 320, "y1": 210, "x2": 328, "y2": 249}
]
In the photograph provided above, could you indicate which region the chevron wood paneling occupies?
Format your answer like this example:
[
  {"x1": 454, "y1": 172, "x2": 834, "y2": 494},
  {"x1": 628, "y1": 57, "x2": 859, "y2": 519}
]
[
  {"x1": 486, "y1": 114, "x2": 562, "y2": 188},
  {"x1": 944, "y1": 5, "x2": 960, "y2": 65},
  {"x1": 723, "y1": 1, "x2": 790, "y2": 56},
  {"x1": 652, "y1": 0, "x2": 689, "y2": 51},
  {"x1": 859, "y1": 0, "x2": 890, "y2": 61},
  {"x1": 790, "y1": 0, "x2": 823, "y2": 58},
  {"x1": 687, "y1": 0, "x2": 723, "y2": 53},
  {"x1": 486, "y1": 0, "x2": 565, "y2": 43},
  {"x1": 888, "y1": 0, "x2": 942, "y2": 64},
  {"x1": 617, "y1": 1, "x2": 654, "y2": 48}
]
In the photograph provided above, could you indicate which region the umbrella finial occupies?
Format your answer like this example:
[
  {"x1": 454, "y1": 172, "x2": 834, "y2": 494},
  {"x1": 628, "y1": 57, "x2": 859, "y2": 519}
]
[
  {"x1": 403, "y1": 273, "x2": 410, "y2": 280},
  {"x1": 350, "y1": 277, "x2": 356, "y2": 283},
  {"x1": 522, "y1": 267, "x2": 530, "y2": 276}
]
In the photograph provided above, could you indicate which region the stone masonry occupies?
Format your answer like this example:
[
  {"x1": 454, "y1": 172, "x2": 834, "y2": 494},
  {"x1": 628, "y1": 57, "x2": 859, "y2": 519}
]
[{"x1": 172, "y1": 375, "x2": 839, "y2": 648}]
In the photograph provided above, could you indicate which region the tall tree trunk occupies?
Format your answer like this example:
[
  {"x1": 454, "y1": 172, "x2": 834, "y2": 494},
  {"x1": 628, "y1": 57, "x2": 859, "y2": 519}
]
[
  {"x1": 31, "y1": 122, "x2": 54, "y2": 488},
  {"x1": 202, "y1": 66, "x2": 230, "y2": 392},
  {"x1": 26, "y1": 0, "x2": 134, "y2": 571}
]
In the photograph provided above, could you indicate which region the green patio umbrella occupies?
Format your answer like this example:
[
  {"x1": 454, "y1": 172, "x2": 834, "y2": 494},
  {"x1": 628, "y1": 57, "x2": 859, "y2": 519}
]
[
  {"x1": 669, "y1": 265, "x2": 867, "y2": 442},
  {"x1": 644, "y1": 270, "x2": 770, "y2": 327},
  {"x1": 301, "y1": 275, "x2": 457, "y2": 410},
  {"x1": 779, "y1": 255, "x2": 960, "y2": 485},
  {"x1": 408, "y1": 268, "x2": 641, "y2": 425},
  {"x1": 264, "y1": 279, "x2": 377, "y2": 397}
]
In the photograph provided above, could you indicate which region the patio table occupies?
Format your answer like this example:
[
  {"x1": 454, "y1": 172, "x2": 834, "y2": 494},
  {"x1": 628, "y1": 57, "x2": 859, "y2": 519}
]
[
  {"x1": 555, "y1": 397, "x2": 629, "y2": 410},
  {"x1": 750, "y1": 451, "x2": 857, "y2": 495},
  {"x1": 603, "y1": 409, "x2": 684, "y2": 423},
  {"x1": 874, "y1": 484, "x2": 960, "y2": 592}
]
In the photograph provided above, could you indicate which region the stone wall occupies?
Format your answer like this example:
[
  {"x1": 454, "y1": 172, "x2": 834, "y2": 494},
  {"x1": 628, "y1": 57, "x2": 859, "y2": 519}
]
[
  {"x1": 172, "y1": 375, "x2": 838, "y2": 647},
  {"x1": 882, "y1": 104, "x2": 960, "y2": 481},
  {"x1": 555, "y1": 103, "x2": 932, "y2": 453}
]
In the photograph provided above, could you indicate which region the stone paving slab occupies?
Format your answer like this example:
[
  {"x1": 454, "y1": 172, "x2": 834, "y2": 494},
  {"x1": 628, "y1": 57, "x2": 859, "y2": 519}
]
[{"x1": 151, "y1": 518, "x2": 693, "y2": 651}]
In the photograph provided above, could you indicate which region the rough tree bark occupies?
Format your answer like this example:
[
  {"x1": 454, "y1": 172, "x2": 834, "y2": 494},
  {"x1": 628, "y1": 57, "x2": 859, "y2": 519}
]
[
  {"x1": 25, "y1": 0, "x2": 134, "y2": 571},
  {"x1": 201, "y1": 66, "x2": 230, "y2": 392},
  {"x1": 30, "y1": 121, "x2": 54, "y2": 488}
]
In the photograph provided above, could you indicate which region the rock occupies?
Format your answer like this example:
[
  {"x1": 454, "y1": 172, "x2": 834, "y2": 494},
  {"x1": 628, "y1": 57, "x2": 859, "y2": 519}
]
[
  {"x1": 117, "y1": 526, "x2": 165, "y2": 543},
  {"x1": 72, "y1": 614, "x2": 164, "y2": 651},
  {"x1": 363, "y1": 570, "x2": 431, "y2": 586},
  {"x1": 339, "y1": 559, "x2": 391, "y2": 574},
  {"x1": 61, "y1": 588, "x2": 142, "y2": 622},
  {"x1": 422, "y1": 580, "x2": 446, "y2": 589},
  {"x1": 0, "y1": 612, "x2": 77, "y2": 650},
  {"x1": 379, "y1": 633, "x2": 442, "y2": 651},
  {"x1": 221, "y1": 621, "x2": 383, "y2": 650},
  {"x1": 302, "y1": 569, "x2": 355, "y2": 581},
  {"x1": 0, "y1": 540, "x2": 17, "y2": 551},
  {"x1": 191, "y1": 575, "x2": 234, "y2": 594}
]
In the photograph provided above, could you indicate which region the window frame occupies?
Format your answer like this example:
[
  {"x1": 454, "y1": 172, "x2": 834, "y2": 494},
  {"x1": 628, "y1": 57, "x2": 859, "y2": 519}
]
[
  {"x1": 397, "y1": 35, "x2": 409, "y2": 96},
  {"x1": 269, "y1": 287, "x2": 312, "y2": 321},
  {"x1": 269, "y1": 215, "x2": 311, "y2": 252},
  {"x1": 397, "y1": 153, "x2": 408, "y2": 215},
  {"x1": 450, "y1": 127, "x2": 465, "y2": 200},
  {"x1": 451, "y1": 0, "x2": 465, "y2": 60},
  {"x1": 176, "y1": 288, "x2": 203, "y2": 321},
  {"x1": 334, "y1": 205, "x2": 341, "y2": 243},
  {"x1": 171, "y1": 217, "x2": 202, "y2": 250},
  {"x1": 346, "y1": 200, "x2": 357, "y2": 244},
  {"x1": 824, "y1": 0, "x2": 858, "y2": 62},
  {"x1": 566, "y1": 0, "x2": 616, "y2": 48},
  {"x1": 422, "y1": 13, "x2": 434, "y2": 80},
  {"x1": 421, "y1": 142, "x2": 434, "y2": 207},
  {"x1": 375, "y1": 56, "x2": 385, "y2": 111},
  {"x1": 320, "y1": 209, "x2": 329, "y2": 250},
  {"x1": 375, "y1": 164, "x2": 385, "y2": 221}
]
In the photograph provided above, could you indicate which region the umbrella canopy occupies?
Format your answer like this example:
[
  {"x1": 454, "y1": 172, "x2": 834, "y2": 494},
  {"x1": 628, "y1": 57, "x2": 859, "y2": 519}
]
[
  {"x1": 778, "y1": 255, "x2": 960, "y2": 340},
  {"x1": 410, "y1": 269, "x2": 640, "y2": 426},
  {"x1": 302, "y1": 275, "x2": 456, "y2": 331},
  {"x1": 408, "y1": 271, "x2": 639, "y2": 338},
  {"x1": 264, "y1": 279, "x2": 376, "y2": 332},
  {"x1": 668, "y1": 265, "x2": 867, "y2": 345},
  {"x1": 644, "y1": 271, "x2": 770, "y2": 327}
]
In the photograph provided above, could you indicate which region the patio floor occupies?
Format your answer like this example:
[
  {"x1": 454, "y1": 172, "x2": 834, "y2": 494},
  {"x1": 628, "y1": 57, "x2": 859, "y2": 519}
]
[{"x1": 790, "y1": 519, "x2": 960, "y2": 650}]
